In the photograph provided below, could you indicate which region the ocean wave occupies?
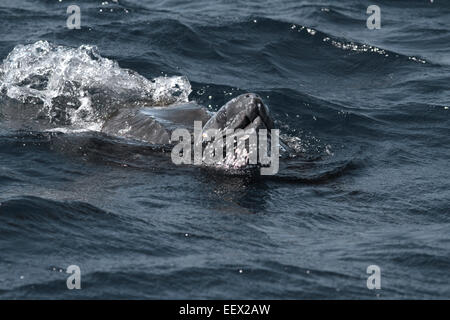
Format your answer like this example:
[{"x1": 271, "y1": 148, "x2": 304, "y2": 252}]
[
  {"x1": 0, "y1": 196, "x2": 118, "y2": 225},
  {"x1": 0, "y1": 40, "x2": 191, "y2": 131}
]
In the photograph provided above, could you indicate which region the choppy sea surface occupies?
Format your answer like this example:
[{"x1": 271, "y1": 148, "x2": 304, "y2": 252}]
[{"x1": 0, "y1": 0, "x2": 449, "y2": 299}]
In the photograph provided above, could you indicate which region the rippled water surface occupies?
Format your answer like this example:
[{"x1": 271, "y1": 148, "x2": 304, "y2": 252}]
[{"x1": 0, "y1": 0, "x2": 449, "y2": 299}]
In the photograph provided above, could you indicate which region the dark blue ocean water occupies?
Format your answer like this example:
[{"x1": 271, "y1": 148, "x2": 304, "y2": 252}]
[{"x1": 0, "y1": 0, "x2": 449, "y2": 299}]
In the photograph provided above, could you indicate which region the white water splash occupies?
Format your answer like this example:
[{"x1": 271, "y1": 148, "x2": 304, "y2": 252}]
[{"x1": 0, "y1": 40, "x2": 192, "y2": 131}]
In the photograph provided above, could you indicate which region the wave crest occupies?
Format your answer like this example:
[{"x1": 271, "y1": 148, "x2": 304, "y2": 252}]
[{"x1": 0, "y1": 41, "x2": 191, "y2": 130}]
